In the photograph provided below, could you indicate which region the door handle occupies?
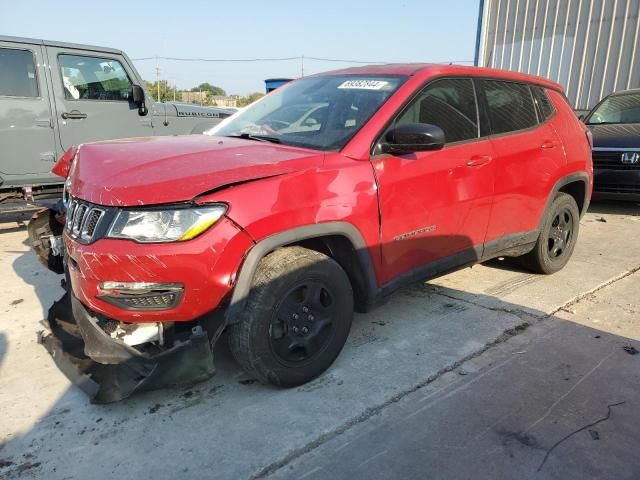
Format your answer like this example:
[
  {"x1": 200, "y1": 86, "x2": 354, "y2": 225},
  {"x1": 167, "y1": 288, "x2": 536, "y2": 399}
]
[
  {"x1": 466, "y1": 155, "x2": 492, "y2": 167},
  {"x1": 541, "y1": 140, "x2": 557, "y2": 149},
  {"x1": 61, "y1": 110, "x2": 87, "y2": 120}
]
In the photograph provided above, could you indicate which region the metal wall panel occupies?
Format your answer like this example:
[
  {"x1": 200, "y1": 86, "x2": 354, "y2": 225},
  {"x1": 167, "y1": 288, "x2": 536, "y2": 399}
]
[{"x1": 476, "y1": 0, "x2": 640, "y2": 110}]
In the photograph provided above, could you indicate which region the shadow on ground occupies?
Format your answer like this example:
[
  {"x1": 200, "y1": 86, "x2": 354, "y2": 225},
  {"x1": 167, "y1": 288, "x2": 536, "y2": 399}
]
[{"x1": 587, "y1": 199, "x2": 640, "y2": 216}]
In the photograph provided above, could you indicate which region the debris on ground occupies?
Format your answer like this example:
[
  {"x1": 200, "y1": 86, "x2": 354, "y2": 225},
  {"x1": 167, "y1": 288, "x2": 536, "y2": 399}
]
[
  {"x1": 595, "y1": 217, "x2": 607, "y2": 223},
  {"x1": 623, "y1": 345, "x2": 639, "y2": 355},
  {"x1": 537, "y1": 401, "x2": 625, "y2": 472}
]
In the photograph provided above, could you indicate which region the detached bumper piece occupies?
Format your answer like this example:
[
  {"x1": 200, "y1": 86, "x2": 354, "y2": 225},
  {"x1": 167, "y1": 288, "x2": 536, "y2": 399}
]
[{"x1": 39, "y1": 293, "x2": 215, "y2": 403}]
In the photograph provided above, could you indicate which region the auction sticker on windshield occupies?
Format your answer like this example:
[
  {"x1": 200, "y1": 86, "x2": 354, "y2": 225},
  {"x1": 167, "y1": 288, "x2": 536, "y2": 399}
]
[{"x1": 338, "y1": 80, "x2": 389, "y2": 90}]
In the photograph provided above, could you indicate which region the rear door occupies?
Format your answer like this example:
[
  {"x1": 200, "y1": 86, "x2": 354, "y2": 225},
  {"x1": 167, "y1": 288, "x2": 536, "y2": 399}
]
[
  {"x1": 372, "y1": 77, "x2": 495, "y2": 283},
  {"x1": 0, "y1": 41, "x2": 57, "y2": 186},
  {"x1": 481, "y1": 80, "x2": 565, "y2": 246},
  {"x1": 45, "y1": 47, "x2": 152, "y2": 151}
]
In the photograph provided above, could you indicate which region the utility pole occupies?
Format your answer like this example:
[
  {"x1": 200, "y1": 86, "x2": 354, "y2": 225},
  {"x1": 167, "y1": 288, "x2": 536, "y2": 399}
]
[
  {"x1": 155, "y1": 56, "x2": 161, "y2": 102},
  {"x1": 174, "y1": 84, "x2": 176, "y2": 102},
  {"x1": 199, "y1": 88, "x2": 203, "y2": 106}
]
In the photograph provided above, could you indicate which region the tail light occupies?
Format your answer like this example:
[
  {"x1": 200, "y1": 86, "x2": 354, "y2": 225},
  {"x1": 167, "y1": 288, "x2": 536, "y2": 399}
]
[{"x1": 585, "y1": 129, "x2": 593, "y2": 149}]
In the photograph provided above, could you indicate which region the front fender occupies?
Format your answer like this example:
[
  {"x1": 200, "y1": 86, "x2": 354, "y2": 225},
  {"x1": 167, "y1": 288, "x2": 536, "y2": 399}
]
[{"x1": 224, "y1": 222, "x2": 378, "y2": 324}]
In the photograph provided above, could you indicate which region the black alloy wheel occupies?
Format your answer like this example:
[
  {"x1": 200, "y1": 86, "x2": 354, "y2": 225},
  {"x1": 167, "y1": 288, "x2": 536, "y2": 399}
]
[
  {"x1": 228, "y1": 246, "x2": 353, "y2": 387},
  {"x1": 547, "y1": 207, "x2": 574, "y2": 259},
  {"x1": 270, "y1": 280, "x2": 336, "y2": 365}
]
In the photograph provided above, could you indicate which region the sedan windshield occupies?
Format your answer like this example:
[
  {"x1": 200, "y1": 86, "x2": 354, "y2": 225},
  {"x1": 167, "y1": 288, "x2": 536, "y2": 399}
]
[
  {"x1": 209, "y1": 75, "x2": 407, "y2": 150},
  {"x1": 586, "y1": 93, "x2": 640, "y2": 125}
]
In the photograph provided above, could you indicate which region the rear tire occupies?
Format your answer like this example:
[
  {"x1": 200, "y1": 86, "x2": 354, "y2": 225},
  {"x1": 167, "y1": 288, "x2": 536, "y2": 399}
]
[
  {"x1": 228, "y1": 246, "x2": 353, "y2": 387},
  {"x1": 521, "y1": 192, "x2": 579, "y2": 274}
]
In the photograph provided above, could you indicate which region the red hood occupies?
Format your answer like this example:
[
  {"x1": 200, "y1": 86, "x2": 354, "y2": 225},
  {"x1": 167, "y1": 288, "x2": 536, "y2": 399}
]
[{"x1": 68, "y1": 136, "x2": 324, "y2": 206}]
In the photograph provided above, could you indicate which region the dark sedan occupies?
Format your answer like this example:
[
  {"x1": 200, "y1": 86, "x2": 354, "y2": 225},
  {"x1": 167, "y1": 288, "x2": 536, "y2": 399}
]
[{"x1": 585, "y1": 89, "x2": 640, "y2": 201}]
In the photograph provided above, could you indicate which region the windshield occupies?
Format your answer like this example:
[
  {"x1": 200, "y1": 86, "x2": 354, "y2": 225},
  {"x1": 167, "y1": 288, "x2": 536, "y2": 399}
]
[
  {"x1": 209, "y1": 75, "x2": 407, "y2": 150},
  {"x1": 586, "y1": 93, "x2": 640, "y2": 125}
]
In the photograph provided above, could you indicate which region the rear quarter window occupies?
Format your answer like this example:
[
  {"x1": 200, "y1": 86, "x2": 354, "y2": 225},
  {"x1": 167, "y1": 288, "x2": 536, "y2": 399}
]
[
  {"x1": 532, "y1": 86, "x2": 556, "y2": 121},
  {"x1": 0, "y1": 48, "x2": 39, "y2": 97},
  {"x1": 483, "y1": 80, "x2": 538, "y2": 135}
]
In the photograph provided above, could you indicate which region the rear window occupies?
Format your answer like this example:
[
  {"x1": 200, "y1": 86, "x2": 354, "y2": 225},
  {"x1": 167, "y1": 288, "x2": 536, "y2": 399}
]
[
  {"x1": 483, "y1": 80, "x2": 538, "y2": 135},
  {"x1": 532, "y1": 86, "x2": 555, "y2": 121},
  {"x1": 0, "y1": 48, "x2": 39, "y2": 97}
]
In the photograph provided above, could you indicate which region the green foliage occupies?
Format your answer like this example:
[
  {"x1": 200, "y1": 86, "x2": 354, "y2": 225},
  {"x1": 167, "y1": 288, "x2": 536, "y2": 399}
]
[
  {"x1": 145, "y1": 80, "x2": 182, "y2": 102},
  {"x1": 236, "y1": 92, "x2": 265, "y2": 107},
  {"x1": 191, "y1": 83, "x2": 226, "y2": 96}
]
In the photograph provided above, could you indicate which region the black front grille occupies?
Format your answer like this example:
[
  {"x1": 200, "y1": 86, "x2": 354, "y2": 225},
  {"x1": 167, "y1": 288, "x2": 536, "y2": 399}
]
[
  {"x1": 593, "y1": 151, "x2": 640, "y2": 170},
  {"x1": 594, "y1": 183, "x2": 640, "y2": 194},
  {"x1": 66, "y1": 198, "x2": 106, "y2": 243}
]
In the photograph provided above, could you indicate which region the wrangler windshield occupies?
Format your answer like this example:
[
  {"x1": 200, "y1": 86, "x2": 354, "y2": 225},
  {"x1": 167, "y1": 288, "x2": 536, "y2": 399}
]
[
  {"x1": 586, "y1": 93, "x2": 640, "y2": 125},
  {"x1": 210, "y1": 75, "x2": 406, "y2": 150}
]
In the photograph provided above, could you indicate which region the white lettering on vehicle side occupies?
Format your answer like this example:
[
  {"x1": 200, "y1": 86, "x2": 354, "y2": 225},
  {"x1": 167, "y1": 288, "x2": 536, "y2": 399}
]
[{"x1": 393, "y1": 225, "x2": 437, "y2": 242}]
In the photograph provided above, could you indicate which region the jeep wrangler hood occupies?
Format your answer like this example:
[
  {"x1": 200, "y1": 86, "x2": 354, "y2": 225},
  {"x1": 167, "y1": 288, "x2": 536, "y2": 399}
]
[{"x1": 67, "y1": 136, "x2": 324, "y2": 206}]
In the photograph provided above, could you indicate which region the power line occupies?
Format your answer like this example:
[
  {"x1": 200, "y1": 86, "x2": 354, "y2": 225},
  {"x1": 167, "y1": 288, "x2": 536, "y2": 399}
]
[
  {"x1": 132, "y1": 55, "x2": 474, "y2": 65},
  {"x1": 132, "y1": 56, "x2": 301, "y2": 62}
]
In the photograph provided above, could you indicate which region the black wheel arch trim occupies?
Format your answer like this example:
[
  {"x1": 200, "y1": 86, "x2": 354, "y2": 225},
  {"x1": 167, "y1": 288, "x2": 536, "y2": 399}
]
[
  {"x1": 540, "y1": 172, "x2": 591, "y2": 227},
  {"x1": 224, "y1": 222, "x2": 378, "y2": 324}
]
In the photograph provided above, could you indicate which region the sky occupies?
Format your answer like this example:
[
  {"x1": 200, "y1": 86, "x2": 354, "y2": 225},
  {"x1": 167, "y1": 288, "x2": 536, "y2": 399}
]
[{"x1": 1, "y1": 0, "x2": 481, "y2": 95}]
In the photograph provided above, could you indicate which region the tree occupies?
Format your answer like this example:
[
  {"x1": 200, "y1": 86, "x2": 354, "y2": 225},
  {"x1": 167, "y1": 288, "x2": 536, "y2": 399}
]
[
  {"x1": 236, "y1": 92, "x2": 264, "y2": 107},
  {"x1": 191, "y1": 83, "x2": 226, "y2": 96},
  {"x1": 145, "y1": 80, "x2": 181, "y2": 102}
]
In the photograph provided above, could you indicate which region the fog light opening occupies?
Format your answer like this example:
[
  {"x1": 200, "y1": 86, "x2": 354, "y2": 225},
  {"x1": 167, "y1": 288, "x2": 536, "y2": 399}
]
[{"x1": 98, "y1": 282, "x2": 184, "y2": 311}]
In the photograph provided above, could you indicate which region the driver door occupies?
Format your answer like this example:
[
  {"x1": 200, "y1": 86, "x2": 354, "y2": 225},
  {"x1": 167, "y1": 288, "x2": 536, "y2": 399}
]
[
  {"x1": 372, "y1": 78, "x2": 495, "y2": 283},
  {"x1": 46, "y1": 47, "x2": 152, "y2": 151}
]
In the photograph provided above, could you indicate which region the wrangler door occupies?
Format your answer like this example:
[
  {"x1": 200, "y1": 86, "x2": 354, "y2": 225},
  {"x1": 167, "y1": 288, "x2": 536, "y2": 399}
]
[
  {"x1": 46, "y1": 47, "x2": 152, "y2": 151},
  {"x1": 0, "y1": 42, "x2": 57, "y2": 186},
  {"x1": 371, "y1": 78, "x2": 495, "y2": 283}
]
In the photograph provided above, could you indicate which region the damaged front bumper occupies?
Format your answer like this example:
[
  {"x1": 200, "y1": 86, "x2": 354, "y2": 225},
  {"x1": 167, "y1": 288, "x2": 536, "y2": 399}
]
[{"x1": 39, "y1": 293, "x2": 217, "y2": 403}]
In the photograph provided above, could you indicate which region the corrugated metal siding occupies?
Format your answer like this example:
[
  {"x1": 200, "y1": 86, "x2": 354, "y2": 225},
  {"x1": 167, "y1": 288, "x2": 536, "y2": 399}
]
[{"x1": 476, "y1": 0, "x2": 640, "y2": 110}]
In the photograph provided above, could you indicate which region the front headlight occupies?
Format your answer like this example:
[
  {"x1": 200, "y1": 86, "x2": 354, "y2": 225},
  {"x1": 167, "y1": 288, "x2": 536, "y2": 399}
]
[{"x1": 107, "y1": 205, "x2": 227, "y2": 243}]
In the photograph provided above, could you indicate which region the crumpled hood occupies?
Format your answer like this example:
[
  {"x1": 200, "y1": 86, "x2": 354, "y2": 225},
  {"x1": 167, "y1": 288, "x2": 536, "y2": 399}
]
[
  {"x1": 68, "y1": 136, "x2": 324, "y2": 206},
  {"x1": 588, "y1": 123, "x2": 640, "y2": 149}
]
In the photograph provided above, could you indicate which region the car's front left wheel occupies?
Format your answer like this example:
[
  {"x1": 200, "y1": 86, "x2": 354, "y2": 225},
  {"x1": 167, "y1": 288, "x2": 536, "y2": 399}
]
[{"x1": 228, "y1": 246, "x2": 354, "y2": 387}]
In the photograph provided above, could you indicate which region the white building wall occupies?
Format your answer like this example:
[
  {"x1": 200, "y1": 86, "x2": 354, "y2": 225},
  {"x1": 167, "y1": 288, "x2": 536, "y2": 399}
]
[{"x1": 476, "y1": 0, "x2": 640, "y2": 110}]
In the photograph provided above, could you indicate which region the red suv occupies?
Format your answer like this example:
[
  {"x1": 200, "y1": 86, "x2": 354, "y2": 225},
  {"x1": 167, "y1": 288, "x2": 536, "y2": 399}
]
[{"x1": 40, "y1": 64, "x2": 592, "y2": 402}]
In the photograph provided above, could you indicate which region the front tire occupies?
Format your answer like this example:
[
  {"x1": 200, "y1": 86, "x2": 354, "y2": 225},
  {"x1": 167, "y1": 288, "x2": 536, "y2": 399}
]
[
  {"x1": 228, "y1": 246, "x2": 353, "y2": 387},
  {"x1": 521, "y1": 192, "x2": 580, "y2": 274}
]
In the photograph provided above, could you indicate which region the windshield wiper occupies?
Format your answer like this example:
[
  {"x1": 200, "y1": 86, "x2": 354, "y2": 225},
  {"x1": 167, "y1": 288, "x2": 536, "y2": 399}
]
[
  {"x1": 588, "y1": 121, "x2": 640, "y2": 125},
  {"x1": 226, "y1": 133, "x2": 281, "y2": 144}
]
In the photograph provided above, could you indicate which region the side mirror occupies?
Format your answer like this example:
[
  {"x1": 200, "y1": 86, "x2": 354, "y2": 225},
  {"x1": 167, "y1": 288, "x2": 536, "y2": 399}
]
[
  {"x1": 381, "y1": 123, "x2": 445, "y2": 154},
  {"x1": 131, "y1": 84, "x2": 148, "y2": 116},
  {"x1": 578, "y1": 114, "x2": 585, "y2": 122}
]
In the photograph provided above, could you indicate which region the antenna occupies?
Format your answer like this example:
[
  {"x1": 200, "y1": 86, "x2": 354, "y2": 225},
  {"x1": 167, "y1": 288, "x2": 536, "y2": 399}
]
[{"x1": 155, "y1": 56, "x2": 161, "y2": 102}]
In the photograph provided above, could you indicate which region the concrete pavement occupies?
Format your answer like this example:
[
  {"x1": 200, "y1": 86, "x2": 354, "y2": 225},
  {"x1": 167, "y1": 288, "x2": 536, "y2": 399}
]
[
  {"x1": 271, "y1": 271, "x2": 640, "y2": 480},
  {"x1": 0, "y1": 201, "x2": 638, "y2": 479}
]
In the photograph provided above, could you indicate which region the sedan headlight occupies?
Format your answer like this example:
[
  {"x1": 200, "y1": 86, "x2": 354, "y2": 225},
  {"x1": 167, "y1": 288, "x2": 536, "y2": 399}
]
[{"x1": 107, "y1": 205, "x2": 227, "y2": 243}]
